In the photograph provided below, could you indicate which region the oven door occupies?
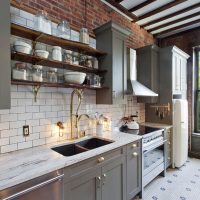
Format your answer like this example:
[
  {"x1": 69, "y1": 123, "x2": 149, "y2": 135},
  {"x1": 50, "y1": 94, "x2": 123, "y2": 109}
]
[{"x1": 143, "y1": 140, "x2": 166, "y2": 177}]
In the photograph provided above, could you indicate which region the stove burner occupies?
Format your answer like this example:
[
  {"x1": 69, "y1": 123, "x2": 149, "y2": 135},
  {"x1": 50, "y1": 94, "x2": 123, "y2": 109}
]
[{"x1": 120, "y1": 125, "x2": 161, "y2": 136}]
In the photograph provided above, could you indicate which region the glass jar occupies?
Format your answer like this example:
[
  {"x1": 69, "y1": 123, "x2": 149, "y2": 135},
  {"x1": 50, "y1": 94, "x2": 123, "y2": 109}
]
[
  {"x1": 72, "y1": 52, "x2": 79, "y2": 65},
  {"x1": 80, "y1": 28, "x2": 89, "y2": 44},
  {"x1": 63, "y1": 50, "x2": 73, "y2": 64},
  {"x1": 85, "y1": 56, "x2": 93, "y2": 68},
  {"x1": 34, "y1": 10, "x2": 52, "y2": 35},
  {"x1": 57, "y1": 20, "x2": 71, "y2": 40},
  {"x1": 52, "y1": 46, "x2": 62, "y2": 61},
  {"x1": 32, "y1": 65, "x2": 43, "y2": 82},
  {"x1": 93, "y1": 57, "x2": 99, "y2": 69},
  {"x1": 79, "y1": 54, "x2": 87, "y2": 66},
  {"x1": 12, "y1": 63, "x2": 28, "y2": 80},
  {"x1": 47, "y1": 68, "x2": 57, "y2": 83}
]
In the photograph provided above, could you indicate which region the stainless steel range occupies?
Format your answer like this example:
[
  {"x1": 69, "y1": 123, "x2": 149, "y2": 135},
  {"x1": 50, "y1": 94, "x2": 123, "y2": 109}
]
[{"x1": 120, "y1": 125, "x2": 166, "y2": 187}]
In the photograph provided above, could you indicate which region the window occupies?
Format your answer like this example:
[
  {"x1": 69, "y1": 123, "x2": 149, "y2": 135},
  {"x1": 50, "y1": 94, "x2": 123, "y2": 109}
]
[{"x1": 195, "y1": 50, "x2": 200, "y2": 132}]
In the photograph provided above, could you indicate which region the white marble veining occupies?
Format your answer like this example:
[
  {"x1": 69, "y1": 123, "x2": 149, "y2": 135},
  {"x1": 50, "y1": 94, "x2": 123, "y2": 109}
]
[{"x1": 0, "y1": 130, "x2": 141, "y2": 191}]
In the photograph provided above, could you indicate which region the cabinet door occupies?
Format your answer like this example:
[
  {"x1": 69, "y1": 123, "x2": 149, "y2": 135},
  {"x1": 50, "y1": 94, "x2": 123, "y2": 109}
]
[
  {"x1": 101, "y1": 156, "x2": 126, "y2": 200},
  {"x1": 181, "y1": 57, "x2": 187, "y2": 99},
  {"x1": 0, "y1": 1, "x2": 10, "y2": 109},
  {"x1": 126, "y1": 147, "x2": 141, "y2": 199},
  {"x1": 64, "y1": 168, "x2": 101, "y2": 200},
  {"x1": 173, "y1": 52, "x2": 182, "y2": 94},
  {"x1": 112, "y1": 32, "x2": 127, "y2": 103}
]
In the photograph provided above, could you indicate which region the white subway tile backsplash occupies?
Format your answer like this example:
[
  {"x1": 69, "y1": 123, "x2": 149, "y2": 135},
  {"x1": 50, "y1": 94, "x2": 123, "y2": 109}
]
[
  {"x1": 18, "y1": 141, "x2": 32, "y2": 150},
  {"x1": 1, "y1": 144, "x2": 17, "y2": 153},
  {"x1": 0, "y1": 122, "x2": 9, "y2": 131},
  {"x1": 0, "y1": 8, "x2": 145, "y2": 153},
  {"x1": 18, "y1": 113, "x2": 32, "y2": 121}
]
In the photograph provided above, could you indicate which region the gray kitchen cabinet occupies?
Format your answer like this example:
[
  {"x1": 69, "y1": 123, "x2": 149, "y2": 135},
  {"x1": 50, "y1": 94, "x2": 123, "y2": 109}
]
[
  {"x1": 102, "y1": 155, "x2": 126, "y2": 200},
  {"x1": 63, "y1": 142, "x2": 142, "y2": 200},
  {"x1": 126, "y1": 141, "x2": 142, "y2": 200},
  {"x1": 137, "y1": 45, "x2": 160, "y2": 103},
  {"x1": 64, "y1": 168, "x2": 101, "y2": 200},
  {"x1": 94, "y1": 21, "x2": 131, "y2": 104},
  {"x1": 159, "y1": 46, "x2": 189, "y2": 103},
  {"x1": 0, "y1": 1, "x2": 11, "y2": 109}
]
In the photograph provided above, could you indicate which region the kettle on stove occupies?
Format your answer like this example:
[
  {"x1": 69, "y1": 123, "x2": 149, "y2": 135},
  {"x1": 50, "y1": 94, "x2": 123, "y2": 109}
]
[
  {"x1": 120, "y1": 114, "x2": 139, "y2": 130},
  {"x1": 127, "y1": 120, "x2": 139, "y2": 130}
]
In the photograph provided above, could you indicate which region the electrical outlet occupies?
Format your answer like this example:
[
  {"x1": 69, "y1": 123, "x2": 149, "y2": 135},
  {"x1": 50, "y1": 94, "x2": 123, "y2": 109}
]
[{"x1": 23, "y1": 125, "x2": 30, "y2": 137}]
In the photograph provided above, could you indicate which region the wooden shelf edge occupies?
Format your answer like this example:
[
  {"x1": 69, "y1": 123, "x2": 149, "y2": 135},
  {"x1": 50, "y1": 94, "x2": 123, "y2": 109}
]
[
  {"x1": 11, "y1": 23, "x2": 107, "y2": 57},
  {"x1": 11, "y1": 80, "x2": 109, "y2": 90}
]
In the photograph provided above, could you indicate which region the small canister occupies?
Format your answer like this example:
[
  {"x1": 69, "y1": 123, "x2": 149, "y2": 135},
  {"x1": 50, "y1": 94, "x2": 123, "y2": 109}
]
[
  {"x1": 93, "y1": 57, "x2": 99, "y2": 69},
  {"x1": 63, "y1": 50, "x2": 73, "y2": 64},
  {"x1": 32, "y1": 65, "x2": 43, "y2": 82},
  {"x1": 12, "y1": 63, "x2": 28, "y2": 80},
  {"x1": 85, "y1": 56, "x2": 93, "y2": 68},
  {"x1": 72, "y1": 52, "x2": 79, "y2": 65},
  {"x1": 80, "y1": 28, "x2": 89, "y2": 44},
  {"x1": 52, "y1": 46, "x2": 62, "y2": 61},
  {"x1": 47, "y1": 68, "x2": 57, "y2": 83}
]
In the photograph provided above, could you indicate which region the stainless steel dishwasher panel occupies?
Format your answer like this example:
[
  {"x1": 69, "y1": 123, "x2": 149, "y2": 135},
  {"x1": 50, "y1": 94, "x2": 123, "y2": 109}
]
[{"x1": 0, "y1": 169, "x2": 64, "y2": 200}]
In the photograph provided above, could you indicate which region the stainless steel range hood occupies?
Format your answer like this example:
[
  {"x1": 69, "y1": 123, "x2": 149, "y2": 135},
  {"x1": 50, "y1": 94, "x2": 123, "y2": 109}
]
[{"x1": 127, "y1": 48, "x2": 158, "y2": 97}]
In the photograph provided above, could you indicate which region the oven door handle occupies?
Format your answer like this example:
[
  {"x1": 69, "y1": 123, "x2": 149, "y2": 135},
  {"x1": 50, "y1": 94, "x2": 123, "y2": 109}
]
[
  {"x1": 143, "y1": 140, "x2": 167, "y2": 154},
  {"x1": 3, "y1": 174, "x2": 64, "y2": 200}
]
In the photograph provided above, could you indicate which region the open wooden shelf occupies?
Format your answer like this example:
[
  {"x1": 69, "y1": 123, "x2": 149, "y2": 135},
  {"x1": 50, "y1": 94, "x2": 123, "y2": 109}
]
[
  {"x1": 11, "y1": 23, "x2": 107, "y2": 57},
  {"x1": 11, "y1": 79, "x2": 109, "y2": 90},
  {"x1": 11, "y1": 52, "x2": 107, "y2": 74}
]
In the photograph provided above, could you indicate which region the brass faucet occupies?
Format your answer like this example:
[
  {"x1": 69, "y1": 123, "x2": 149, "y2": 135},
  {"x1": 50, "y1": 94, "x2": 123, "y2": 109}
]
[{"x1": 70, "y1": 89, "x2": 90, "y2": 139}]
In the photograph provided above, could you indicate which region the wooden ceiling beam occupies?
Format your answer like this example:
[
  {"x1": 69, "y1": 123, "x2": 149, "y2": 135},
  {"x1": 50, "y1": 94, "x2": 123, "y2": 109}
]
[
  {"x1": 148, "y1": 11, "x2": 200, "y2": 32},
  {"x1": 137, "y1": 0, "x2": 187, "y2": 21},
  {"x1": 154, "y1": 18, "x2": 200, "y2": 37},
  {"x1": 141, "y1": 2, "x2": 200, "y2": 28},
  {"x1": 114, "y1": 0, "x2": 124, "y2": 3},
  {"x1": 128, "y1": 0, "x2": 156, "y2": 13},
  {"x1": 104, "y1": 0, "x2": 138, "y2": 21}
]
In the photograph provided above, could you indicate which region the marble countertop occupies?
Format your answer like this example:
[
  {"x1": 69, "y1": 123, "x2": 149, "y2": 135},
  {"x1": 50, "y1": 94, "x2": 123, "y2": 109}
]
[
  {"x1": 0, "y1": 130, "x2": 141, "y2": 191},
  {"x1": 141, "y1": 122, "x2": 173, "y2": 129}
]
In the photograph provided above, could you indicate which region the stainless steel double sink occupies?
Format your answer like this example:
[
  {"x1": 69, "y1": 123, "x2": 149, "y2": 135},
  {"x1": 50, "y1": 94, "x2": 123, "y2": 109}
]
[{"x1": 52, "y1": 137, "x2": 114, "y2": 157}]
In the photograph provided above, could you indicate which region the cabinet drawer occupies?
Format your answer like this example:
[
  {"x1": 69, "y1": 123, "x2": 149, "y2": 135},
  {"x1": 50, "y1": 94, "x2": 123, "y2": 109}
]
[
  {"x1": 127, "y1": 140, "x2": 141, "y2": 153},
  {"x1": 64, "y1": 147, "x2": 124, "y2": 181}
]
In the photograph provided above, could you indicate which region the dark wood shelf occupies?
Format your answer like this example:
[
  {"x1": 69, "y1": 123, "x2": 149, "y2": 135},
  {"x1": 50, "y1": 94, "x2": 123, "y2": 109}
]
[
  {"x1": 11, "y1": 80, "x2": 109, "y2": 90},
  {"x1": 11, "y1": 52, "x2": 107, "y2": 74},
  {"x1": 11, "y1": 23, "x2": 107, "y2": 57}
]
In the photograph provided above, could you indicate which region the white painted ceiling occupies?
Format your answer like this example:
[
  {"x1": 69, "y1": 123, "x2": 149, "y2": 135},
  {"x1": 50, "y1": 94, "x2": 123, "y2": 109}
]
[{"x1": 102, "y1": 0, "x2": 200, "y2": 38}]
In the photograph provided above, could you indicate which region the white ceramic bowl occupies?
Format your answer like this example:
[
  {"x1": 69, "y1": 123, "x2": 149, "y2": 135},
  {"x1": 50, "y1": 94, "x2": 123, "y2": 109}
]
[
  {"x1": 64, "y1": 72, "x2": 86, "y2": 84},
  {"x1": 14, "y1": 41, "x2": 32, "y2": 54},
  {"x1": 35, "y1": 50, "x2": 49, "y2": 58}
]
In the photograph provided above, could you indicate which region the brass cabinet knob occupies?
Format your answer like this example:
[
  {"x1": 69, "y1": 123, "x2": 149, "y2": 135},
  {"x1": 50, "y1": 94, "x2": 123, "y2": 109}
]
[
  {"x1": 132, "y1": 152, "x2": 138, "y2": 157},
  {"x1": 96, "y1": 176, "x2": 101, "y2": 188},
  {"x1": 98, "y1": 157, "x2": 105, "y2": 163},
  {"x1": 102, "y1": 174, "x2": 107, "y2": 185},
  {"x1": 168, "y1": 142, "x2": 171, "y2": 145},
  {"x1": 132, "y1": 143, "x2": 137, "y2": 148},
  {"x1": 168, "y1": 157, "x2": 171, "y2": 160}
]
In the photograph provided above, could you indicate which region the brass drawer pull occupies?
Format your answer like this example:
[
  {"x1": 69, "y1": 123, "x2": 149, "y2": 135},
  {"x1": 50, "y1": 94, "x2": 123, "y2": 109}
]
[
  {"x1": 102, "y1": 173, "x2": 107, "y2": 185},
  {"x1": 98, "y1": 157, "x2": 105, "y2": 163},
  {"x1": 132, "y1": 143, "x2": 137, "y2": 148},
  {"x1": 132, "y1": 152, "x2": 138, "y2": 157}
]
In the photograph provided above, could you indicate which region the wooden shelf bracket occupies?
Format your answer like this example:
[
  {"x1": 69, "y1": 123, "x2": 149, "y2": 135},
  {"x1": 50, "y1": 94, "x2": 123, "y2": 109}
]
[{"x1": 33, "y1": 85, "x2": 41, "y2": 102}]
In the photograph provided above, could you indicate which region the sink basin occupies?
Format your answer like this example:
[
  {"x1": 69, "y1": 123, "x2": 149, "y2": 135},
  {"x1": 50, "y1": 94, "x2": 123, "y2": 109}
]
[
  {"x1": 52, "y1": 143, "x2": 88, "y2": 157},
  {"x1": 51, "y1": 137, "x2": 114, "y2": 157},
  {"x1": 77, "y1": 137, "x2": 113, "y2": 150}
]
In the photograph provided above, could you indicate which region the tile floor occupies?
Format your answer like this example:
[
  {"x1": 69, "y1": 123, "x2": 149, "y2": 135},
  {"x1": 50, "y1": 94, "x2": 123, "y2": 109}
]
[{"x1": 139, "y1": 158, "x2": 200, "y2": 200}]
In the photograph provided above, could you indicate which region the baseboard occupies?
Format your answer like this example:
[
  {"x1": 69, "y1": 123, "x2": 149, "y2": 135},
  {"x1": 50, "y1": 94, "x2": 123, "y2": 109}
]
[{"x1": 189, "y1": 151, "x2": 200, "y2": 159}]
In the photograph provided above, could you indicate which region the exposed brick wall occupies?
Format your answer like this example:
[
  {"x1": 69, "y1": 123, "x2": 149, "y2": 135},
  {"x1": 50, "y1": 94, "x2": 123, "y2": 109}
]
[
  {"x1": 159, "y1": 28, "x2": 200, "y2": 144},
  {"x1": 17, "y1": 0, "x2": 155, "y2": 48}
]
